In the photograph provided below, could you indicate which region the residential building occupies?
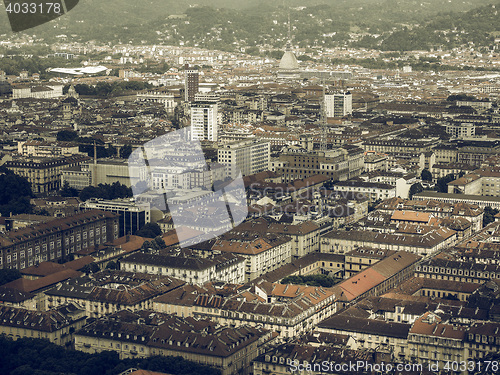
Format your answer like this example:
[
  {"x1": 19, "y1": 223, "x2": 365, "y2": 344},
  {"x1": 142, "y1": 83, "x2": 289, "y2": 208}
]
[
  {"x1": 121, "y1": 252, "x2": 246, "y2": 285},
  {"x1": 17, "y1": 141, "x2": 80, "y2": 158},
  {"x1": 5, "y1": 155, "x2": 91, "y2": 193},
  {"x1": 192, "y1": 231, "x2": 293, "y2": 282},
  {"x1": 45, "y1": 270, "x2": 185, "y2": 318},
  {"x1": 407, "y1": 312, "x2": 467, "y2": 368},
  {"x1": 153, "y1": 280, "x2": 336, "y2": 340},
  {"x1": 184, "y1": 66, "x2": 199, "y2": 102},
  {"x1": 321, "y1": 227, "x2": 456, "y2": 257},
  {"x1": 217, "y1": 139, "x2": 270, "y2": 179},
  {"x1": 0, "y1": 210, "x2": 119, "y2": 269},
  {"x1": 190, "y1": 102, "x2": 218, "y2": 142},
  {"x1": 0, "y1": 303, "x2": 86, "y2": 345},
  {"x1": 333, "y1": 180, "x2": 396, "y2": 202},
  {"x1": 324, "y1": 92, "x2": 352, "y2": 118},
  {"x1": 236, "y1": 217, "x2": 322, "y2": 259},
  {"x1": 74, "y1": 310, "x2": 272, "y2": 375},
  {"x1": 318, "y1": 315, "x2": 411, "y2": 359},
  {"x1": 446, "y1": 122, "x2": 476, "y2": 138},
  {"x1": 272, "y1": 145, "x2": 364, "y2": 183}
]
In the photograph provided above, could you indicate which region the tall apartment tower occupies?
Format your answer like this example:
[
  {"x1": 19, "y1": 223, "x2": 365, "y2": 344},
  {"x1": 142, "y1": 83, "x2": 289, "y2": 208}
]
[
  {"x1": 190, "y1": 102, "x2": 218, "y2": 142},
  {"x1": 184, "y1": 64, "x2": 199, "y2": 102},
  {"x1": 324, "y1": 91, "x2": 353, "y2": 118}
]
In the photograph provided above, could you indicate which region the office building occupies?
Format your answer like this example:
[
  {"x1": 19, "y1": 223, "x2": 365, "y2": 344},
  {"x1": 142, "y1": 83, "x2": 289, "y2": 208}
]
[{"x1": 79, "y1": 198, "x2": 150, "y2": 237}]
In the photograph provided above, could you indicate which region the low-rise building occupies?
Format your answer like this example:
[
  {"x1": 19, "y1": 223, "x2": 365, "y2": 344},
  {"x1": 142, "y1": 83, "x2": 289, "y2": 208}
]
[
  {"x1": 45, "y1": 270, "x2": 185, "y2": 318},
  {"x1": 74, "y1": 310, "x2": 272, "y2": 375},
  {"x1": 0, "y1": 210, "x2": 119, "y2": 269},
  {"x1": 321, "y1": 227, "x2": 456, "y2": 257},
  {"x1": 121, "y1": 252, "x2": 246, "y2": 285},
  {"x1": 334, "y1": 180, "x2": 396, "y2": 202},
  {"x1": 5, "y1": 154, "x2": 91, "y2": 193},
  {"x1": 79, "y1": 198, "x2": 151, "y2": 237},
  {"x1": 0, "y1": 302, "x2": 86, "y2": 345}
]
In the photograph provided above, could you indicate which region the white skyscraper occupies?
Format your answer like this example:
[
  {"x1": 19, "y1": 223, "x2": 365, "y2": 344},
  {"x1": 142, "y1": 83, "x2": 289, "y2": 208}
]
[
  {"x1": 325, "y1": 92, "x2": 353, "y2": 118},
  {"x1": 190, "y1": 102, "x2": 218, "y2": 142}
]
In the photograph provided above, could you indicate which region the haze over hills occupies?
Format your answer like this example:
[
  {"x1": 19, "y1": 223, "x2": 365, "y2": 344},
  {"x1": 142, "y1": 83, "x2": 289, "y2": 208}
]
[{"x1": 0, "y1": 0, "x2": 499, "y2": 52}]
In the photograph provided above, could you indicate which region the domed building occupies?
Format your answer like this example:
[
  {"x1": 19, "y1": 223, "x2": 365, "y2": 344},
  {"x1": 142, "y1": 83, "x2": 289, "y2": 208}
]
[
  {"x1": 278, "y1": 43, "x2": 301, "y2": 80},
  {"x1": 278, "y1": 13, "x2": 301, "y2": 80}
]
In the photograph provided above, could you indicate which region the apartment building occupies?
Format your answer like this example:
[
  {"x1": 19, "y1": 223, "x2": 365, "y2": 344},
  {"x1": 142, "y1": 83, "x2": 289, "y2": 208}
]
[
  {"x1": 0, "y1": 303, "x2": 86, "y2": 346},
  {"x1": 17, "y1": 141, "x2": 80, "y2": 158},
  {"x1": 321, "y1": 227, "x2": 456, "y2": 257},
  {"x1": 121, "y1": 252, "x2": 246, "y2": 285},
  {"x1": 0, "y1": 210, "x2": 119, "y2": 270},
  {"x1": 74, "y1": 310, "x2": 272, "y2": 375},
  {"x1": 333, "y1": 180, "x2": 396, "y2": 202},
  {"x1": 272, "y1": 146, "x2": 364, "y2": 183},
  {"x1": 5, "y1": 154, "x2": 91, "y2": 193},
  {"x1": 217, "y1": 139, "x2": 270, "y2": 179},
  {"x1": 45, "y1": 270, "x2": 185, "y2": 318},
  {"x1": 194, "y1": 231, "x2": 293, "y2": 282},
  {"x1": 236, "y1": 217, "x2": 322, "y2": 259},
  {"x1": 153, "y1": 280, "x2": 336, "y2": 340}
]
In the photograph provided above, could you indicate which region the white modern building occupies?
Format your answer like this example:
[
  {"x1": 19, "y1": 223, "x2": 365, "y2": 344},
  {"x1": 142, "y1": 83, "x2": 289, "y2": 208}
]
[
  {"x1": 79, "y1": 198, "x2": 150, "y2": 237},
  {"x1": 218, "y1": 139, "x2": 271, "y2": 179},
  {"x1": 190, "y1": 102, "x2": 218, "y2": 142},
  {"x1": 325, "y1": 92, "x2": 353, "y2": 118}
]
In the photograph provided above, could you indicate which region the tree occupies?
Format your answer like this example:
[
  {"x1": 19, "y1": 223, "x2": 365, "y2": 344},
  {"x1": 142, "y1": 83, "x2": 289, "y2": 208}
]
[
  {"x1": 421, "y1": 169, "x2": 432, "y2": 181},
  {"x1": 56, "y1": 130, "x2": 78, "y2": 142},
  {"x1": 81, "y1": 263, "x2": 100, "y2": 274},
  {"x1": 78, "y1": 183, "x2": 133, "y2": 202},
  {"x1": 135, "y1": 223, "x2": 162, "y2": 238},
  {"x1": 105, "y1": 261, "x2": 119, "y2": 270},
  {"x1": 154, "y1": 236, "x2": 167, "y2": 249},
  {"x1": 60, "y1": 181, "x2": 79, "y2": 197},
  {"x1": 281, "y1": 274, "x2": 341, "y2": 288},
  {"x1": 436, "y1": 174, "x2": 456, "y2": 193},
  {"x1": 483, "y1": 206, "x2": 499, "y2": 227},
  {"x1": 0, "y1": 169, "x2": 33, "y2": 216},
  {"x1": 0, "y1": 269, "x2": 22, "y2": 285},
  {"x1": 119, "y1": 144, "x2": 133, "y2": 159},
  {"x1": 409, "y1": 183, "x2": 423, "y2": 199}
]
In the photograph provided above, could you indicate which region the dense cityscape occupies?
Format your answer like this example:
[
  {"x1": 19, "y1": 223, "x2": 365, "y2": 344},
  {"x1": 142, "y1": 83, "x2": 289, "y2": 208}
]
[{"x1": 1, "y1": 1, "x2": 500, "y2": 375}]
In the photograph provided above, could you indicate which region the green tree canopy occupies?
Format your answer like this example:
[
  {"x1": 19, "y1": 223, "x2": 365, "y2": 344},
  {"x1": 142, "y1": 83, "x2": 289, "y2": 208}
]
[
  {"x1": 135, "y1": 223, "x2": 162, "y2": 238},
  {"x1": 421, "y1": 169, "x2": 432, "y2": 181}
]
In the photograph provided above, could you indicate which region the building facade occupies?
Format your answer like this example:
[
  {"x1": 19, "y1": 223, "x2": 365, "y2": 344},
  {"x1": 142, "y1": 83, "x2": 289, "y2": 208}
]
[
  {"x1": 0, "y1": 210, "x2": 119, "y2": 270},
  {"x1": 218, "y1": 139, "x2": 271, "y2": 179}
]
